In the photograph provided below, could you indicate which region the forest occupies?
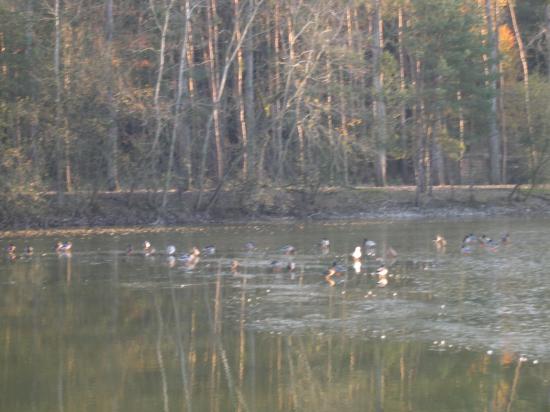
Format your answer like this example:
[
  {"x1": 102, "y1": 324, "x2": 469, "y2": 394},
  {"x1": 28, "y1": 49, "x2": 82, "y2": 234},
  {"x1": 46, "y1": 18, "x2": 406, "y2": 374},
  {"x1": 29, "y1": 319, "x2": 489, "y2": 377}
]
[{"x1": 1, "y1": 0, "x2": 550, "y2": 221}]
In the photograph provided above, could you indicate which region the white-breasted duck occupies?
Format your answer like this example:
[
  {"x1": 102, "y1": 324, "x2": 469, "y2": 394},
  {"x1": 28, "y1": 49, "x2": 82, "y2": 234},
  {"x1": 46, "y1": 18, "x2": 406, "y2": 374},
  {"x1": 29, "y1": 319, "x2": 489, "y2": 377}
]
[{"x1": 352, "y1": 246, "x2": 362, "y2": 261}]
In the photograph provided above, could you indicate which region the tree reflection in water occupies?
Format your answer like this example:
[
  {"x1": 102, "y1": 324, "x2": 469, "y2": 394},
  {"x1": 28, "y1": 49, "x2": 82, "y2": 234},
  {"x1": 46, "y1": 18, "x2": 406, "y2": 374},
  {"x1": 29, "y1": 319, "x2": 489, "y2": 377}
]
[{"x1": 1, "y1": 220, "x2": 550, "y2": 411}]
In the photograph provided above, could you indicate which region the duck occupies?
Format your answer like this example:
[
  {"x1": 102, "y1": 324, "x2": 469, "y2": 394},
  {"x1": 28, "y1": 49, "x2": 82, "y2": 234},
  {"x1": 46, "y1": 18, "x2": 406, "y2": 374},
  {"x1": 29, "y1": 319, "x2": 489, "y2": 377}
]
[
  {"x1": 55, "y1": 241, "x2": 72, "y2": 253},
  {"x1": 202, "y1": 245, "x2": 216, "y2": 255},
  {"x1": 23, "y1": 244, "x2": 33, "y2": 256},
  {"x1": 479, "y1": 234, "x2": 499, "y2": 249},
  {"x1": 280, "y1": 245, "x2": 296, "y2": 255},
  {"x1": 364, "y1": 239, "x2": 376, "y2": 248},
  {"x1": 244, "y1": 242, "x2": 256, "y2": 251},
  {"x1": 375, "y1": 264, "x2": 389, "y2": 277},
  {"x1": 320, "y1": 238, "x2": 330, "y2": 248},
  {"x1": 463, "y1": 234, "x2": 477, "y2": 244},
  {"x1": 6, "y1": 243, "x2": 16, "y2": 255},
  {"x1": 166, "y1": 245, "x2": 176, "y2": 256},
  {"x1": 125, "y1": 244, "x2": 134, "y2": 255},
  {"x1": 352, "y1": 246, "x2": 362, "y2": 261},
  {"x1": 500, "y1": 233, "x2": 510, "y2": 244},
  {"x1": 270, "y1": 260, "x2": 295, "y2": 272},
  {"x1": 324, "y1": 261, "x2": 346, "y2": 287},
  {"x1": 386, "y1": 246, "x2": 398, "y2": 259},
  {"x1": 143, "y1": 241, "x2": 155, "y2": 256},
  {"x1": 178, "y1": 246, "x2": 200, "y2": 265},
  {"x1": 363, "y1": 239, "x2": 377, "y2": 256},
  {"x1": 433, "y1": 234, "x2": 447, "y2": 247}
]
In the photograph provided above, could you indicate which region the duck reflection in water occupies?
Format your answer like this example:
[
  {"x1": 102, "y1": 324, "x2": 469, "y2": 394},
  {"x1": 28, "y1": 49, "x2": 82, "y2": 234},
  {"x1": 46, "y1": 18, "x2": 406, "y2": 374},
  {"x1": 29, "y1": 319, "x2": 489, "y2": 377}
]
[
  {"x1": 270, "y1": 260, "x2": 295, "y2": 273},
  {"x1": 166, "y1": 256, "x2": 176, "y2": 268},
  {"x1": 231, "y1": 259, "x2": 240, "y2": 274},
  {"x1": 375, "y1": 265, "x2": 389, "y2": 287}
]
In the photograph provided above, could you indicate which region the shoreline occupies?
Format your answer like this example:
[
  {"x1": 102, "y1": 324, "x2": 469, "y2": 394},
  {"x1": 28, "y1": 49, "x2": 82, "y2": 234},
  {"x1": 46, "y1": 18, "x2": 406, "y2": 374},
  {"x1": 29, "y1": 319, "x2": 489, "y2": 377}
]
[{"x1": 2, "y1": 185, "x2": 550, "y2": 235}]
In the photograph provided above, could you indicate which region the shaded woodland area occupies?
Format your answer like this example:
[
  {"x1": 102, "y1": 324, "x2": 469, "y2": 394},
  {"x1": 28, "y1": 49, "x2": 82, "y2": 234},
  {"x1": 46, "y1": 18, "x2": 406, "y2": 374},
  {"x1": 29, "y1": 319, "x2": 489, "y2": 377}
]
[{"x1": 1, "y1": 0, "x2": 550, "y2": 222}]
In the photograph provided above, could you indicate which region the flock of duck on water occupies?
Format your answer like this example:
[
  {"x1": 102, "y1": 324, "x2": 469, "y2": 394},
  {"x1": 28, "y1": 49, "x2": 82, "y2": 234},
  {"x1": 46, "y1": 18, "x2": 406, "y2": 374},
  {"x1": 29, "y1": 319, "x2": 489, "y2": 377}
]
[{"x1": 3, "y1": 231, "x2": 510, "y2": 287}]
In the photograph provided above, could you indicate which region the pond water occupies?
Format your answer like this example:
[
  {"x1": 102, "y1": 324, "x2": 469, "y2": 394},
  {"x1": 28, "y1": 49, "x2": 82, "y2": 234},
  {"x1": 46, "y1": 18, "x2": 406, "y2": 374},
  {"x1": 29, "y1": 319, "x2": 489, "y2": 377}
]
[{"x1": 1, "y1": 218, "x2": 550, "y2": 412}]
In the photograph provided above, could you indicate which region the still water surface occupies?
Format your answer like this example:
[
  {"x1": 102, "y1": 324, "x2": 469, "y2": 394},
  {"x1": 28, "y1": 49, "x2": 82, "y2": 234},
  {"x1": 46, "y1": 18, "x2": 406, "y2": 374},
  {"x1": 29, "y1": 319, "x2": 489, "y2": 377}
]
[{"x1": 2, "y1": 218, "x2": 550, "y2": 411}]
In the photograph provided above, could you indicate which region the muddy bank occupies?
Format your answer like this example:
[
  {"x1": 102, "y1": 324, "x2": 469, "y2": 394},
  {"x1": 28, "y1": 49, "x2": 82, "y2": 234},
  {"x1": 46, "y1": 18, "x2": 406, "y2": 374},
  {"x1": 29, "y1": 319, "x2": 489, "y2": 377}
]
[{"x1": 2, "y1": 185, "x2": 549, "y2": 230}]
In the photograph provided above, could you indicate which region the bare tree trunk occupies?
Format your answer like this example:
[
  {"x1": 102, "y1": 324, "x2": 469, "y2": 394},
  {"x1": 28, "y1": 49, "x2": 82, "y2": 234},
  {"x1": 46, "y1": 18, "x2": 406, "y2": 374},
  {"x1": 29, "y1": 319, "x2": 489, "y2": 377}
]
[
  {"x1": 161, "y1": 0, "x2": 194, "y2": 215},
  {"x1": 338, "y1": 66, "x2": 349, "y2": 186},
  {"x1": 244, "y1": 0, "x2": 256, "y2": 182},
  {"x1": 150, "y1": 0, "x2": 175, "y2": 177},
  {"x1": 196, "y1": 0, "x2": 264, "y2": 208},
  {"x1": 105, "y1": 0, "x2": 119, "y2": 191},
  {"x1": 206, "y1": 0, "x2": 224, "y2": 181},
  {"x1": 26, "y1": 0, "x2": 40, "y2": 179},
  {"x1": 414, "y1": 59, "x2": 426, "y2": 201},
  {"x1": 485, "y1": 0, "x2": 501, "y2": 183},
  {"x1": 286, "y1": 10, "x2": 306, "y2": 185},
  {"x1": 273, "y1": 1, "x2": 283, "y2": 182},
  {"x1": 371, "y1": 0, "x2": 387, "y2": 187},
  {"x1": 457, "y1": 91, "x2": 466, "y2": 184},
  {"x1": 233, "y1": 0, "x2": 248, "y2": 178},
  {"x1": 508, "y1": 0, "x2": 534, "y2": 162},
  {"x1": 496, "y1": 2, "x2": 507, "y2": 183},
  {"x1": 183, "y1": 18, "x2": 196, "y2": 188},
  {"x1": 398, "y1": 6, "x2": 408, "y2": 183},
  {"x1": 432, "y1": 113, "x2": 445, "y2": 185},
  {"x1": 325, "y1": 58, "x2": 335, "y2": 184},
  {"x1": 54, "y1": 0, "x2": 64, "y2": 204},
  {"x1": 546, "y1": 5, "x2": 550, "y2": 83}
]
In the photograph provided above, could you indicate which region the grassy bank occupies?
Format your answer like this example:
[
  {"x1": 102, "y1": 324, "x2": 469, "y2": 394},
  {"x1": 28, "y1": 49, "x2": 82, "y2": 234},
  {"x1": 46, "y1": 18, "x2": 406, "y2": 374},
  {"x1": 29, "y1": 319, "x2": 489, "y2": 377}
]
[{"x1": 1, "y1": 185, "x2": 549, "y2": 230}]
